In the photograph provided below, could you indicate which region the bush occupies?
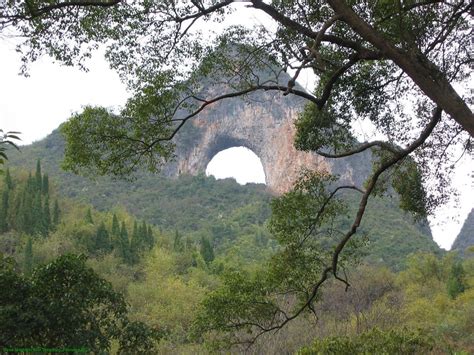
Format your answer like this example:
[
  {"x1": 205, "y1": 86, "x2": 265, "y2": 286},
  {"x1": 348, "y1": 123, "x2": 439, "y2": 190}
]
[{"x1": 298, "y1": 328, "x2": 436, "y2": 355}]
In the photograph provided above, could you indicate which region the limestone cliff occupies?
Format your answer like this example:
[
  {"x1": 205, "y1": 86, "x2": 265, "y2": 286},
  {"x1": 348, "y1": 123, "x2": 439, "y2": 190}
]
[{"x1": 162, "y1": 77, "x2": 371, "y2": 193}]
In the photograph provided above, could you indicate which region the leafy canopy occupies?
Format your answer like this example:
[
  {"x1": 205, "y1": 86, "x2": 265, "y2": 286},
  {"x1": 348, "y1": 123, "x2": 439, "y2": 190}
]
[
  {"x1": 1, "y1": 1, "x2": 471, "y2": 181},
  {"x1": 0, "y1": 253, "x2": 159, "y2": 352}
]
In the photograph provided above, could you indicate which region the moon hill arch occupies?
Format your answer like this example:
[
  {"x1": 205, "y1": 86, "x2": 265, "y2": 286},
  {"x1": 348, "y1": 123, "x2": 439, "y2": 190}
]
[{"x1": 162, "y1": 76, "x2": 371, "y2": 194}]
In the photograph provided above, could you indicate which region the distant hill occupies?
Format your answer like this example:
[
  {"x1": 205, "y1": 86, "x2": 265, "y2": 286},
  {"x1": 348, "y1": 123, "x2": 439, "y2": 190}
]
[
  {"x1": 6, "y1": 128, "x2": 442, "y2": 270},
  {"x1": 452, "y1": 208, "x2": 474, "y2": 257}
]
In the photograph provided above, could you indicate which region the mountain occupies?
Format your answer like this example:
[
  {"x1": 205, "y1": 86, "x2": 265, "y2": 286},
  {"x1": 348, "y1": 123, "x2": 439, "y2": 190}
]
[
  {"x1": 6, "y1": 128, "x2": 442, "y2": 270},
  {"x1": 452, "y1": 208, "x2": 474, "y2": 257},
  {"x1": 148, "y1": 70, "x2": 373, "y2": 194}
]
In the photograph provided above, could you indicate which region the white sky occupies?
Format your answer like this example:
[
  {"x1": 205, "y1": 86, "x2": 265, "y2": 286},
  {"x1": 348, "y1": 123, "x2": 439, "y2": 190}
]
[
  {"x1": 0, "y1": 5, "x2": 472, "y2": 250},
  {"x1": 206, "y1": 147, "x2": 267, "y2": 185}
]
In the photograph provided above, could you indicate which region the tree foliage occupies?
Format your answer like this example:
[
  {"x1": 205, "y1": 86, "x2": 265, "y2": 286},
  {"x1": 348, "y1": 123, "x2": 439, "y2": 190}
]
[
  {"x1": 194, "y1": 171, "x2": 368, "y2": 345},
  {"x1": 0, "y1": 1, "x2": 470, "y2": 177},
  {"x1": 0, "y1": 162, "x2": 56, "y2": 237},
  {"x1": 0, "y1": 130, "x2": 21, "y2": 174},
  {"x1": 0, "y1": 253, "x2": 158, "y2": 352},
  {"x1": 298, "y1": 327, "x2": 436, "y2": 355}
]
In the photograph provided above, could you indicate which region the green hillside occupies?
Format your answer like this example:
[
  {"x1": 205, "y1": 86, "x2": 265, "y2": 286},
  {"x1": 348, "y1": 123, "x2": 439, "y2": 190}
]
[
  {"x1": 452, "y1": 208, "x2": 474, "y2": 257},
  {"x1": 1, "y1": 164, "x2": 471, "y2": 354},
  {"x1": 6, "y1": 128, "x2": 441, "y2": 270}
]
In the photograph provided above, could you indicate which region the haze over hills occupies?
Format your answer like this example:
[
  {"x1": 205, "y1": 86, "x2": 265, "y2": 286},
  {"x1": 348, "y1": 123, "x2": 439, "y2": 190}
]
[{"x1": 6, "y1": 127, "x2": 442, "y2": 270}]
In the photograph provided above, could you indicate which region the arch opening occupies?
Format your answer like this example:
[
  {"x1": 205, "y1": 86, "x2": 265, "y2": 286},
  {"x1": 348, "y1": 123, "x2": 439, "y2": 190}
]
[{"x1": 205, "y1": 146, "x2": 266, "y2": 185}]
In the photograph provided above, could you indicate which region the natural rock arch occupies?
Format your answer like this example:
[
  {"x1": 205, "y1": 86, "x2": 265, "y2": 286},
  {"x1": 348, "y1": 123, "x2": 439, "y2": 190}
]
[
  {"x1": 206, "y1": 146, "x2": 267, "y2": 185},
  {"x1": 162, "y1": 83, "x2": 370, "y2": 194}
]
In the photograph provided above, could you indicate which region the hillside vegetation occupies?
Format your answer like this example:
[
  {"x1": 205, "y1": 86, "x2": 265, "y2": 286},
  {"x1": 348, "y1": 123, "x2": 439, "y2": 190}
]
[
  {"x1": 7, "y1": 129, "x2": 441, "y2": 270},
  {"x1": 1, "y1": 159, "x2": 473, "y2": 353},
  {"x1": 452, "y1": 209, "x2": 474, "y2": 257}
]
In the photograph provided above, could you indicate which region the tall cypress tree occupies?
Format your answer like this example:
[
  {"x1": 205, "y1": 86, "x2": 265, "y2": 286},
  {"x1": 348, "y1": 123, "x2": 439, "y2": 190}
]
[
  {"x1": 130, "y1": 220, "x2": 140, "y2": 264},
  {"x1": 132, "y1": 220, "x2": 139, "y2": 242},
  {"x1": 140, "y1": 221, "x2": 152, "y2": 249},
  {"x1": 95, "y1": 222, "x2": 111, "y2": 254},
  {"x1": 35, "y1": 159, "x2": 42, "y2": 192},
  {"x1": 42, "y1": 195, "x2": 51, "y2": 234},
  {"x1": 24, "y1": 192, "x2": 33, "y2": 234},
  {"x1": 110, "y1": 214, "x2": 120, "y2": 253},
  {"x1": 200, "y1": 236, "x2": 215, "y2": 265},
  {"x1": 24, "y1": 237, "x2": 33, "y2": 275},
  {"x1": 118, "y1": 221, "x2": 130, "y2": 262},
  {"x1": 4, "y1": 168, "x2": 13, "y2": 190},
  {"x1": 32, "y1": 192, "x2": 43, "y2": 235},
  {"x1": 26, "y1": 172, "x2": 34, "y2": 193},
  {"x1": 15, "y1": 191, "x2": 26, "y2": 233},
  {"x1": 0, "y1": 190, "x2": 9, "y2": 233},
  {"x1": 111, "y1": 214, "x2": 120, "y2": 236},
  {"x1": 42, "y1": 174, "x2": 49, "y2": 195}
]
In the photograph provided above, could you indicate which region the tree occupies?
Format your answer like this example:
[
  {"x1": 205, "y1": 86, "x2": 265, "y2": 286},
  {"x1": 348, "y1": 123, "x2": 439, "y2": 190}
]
[
  {"x1": 130, "y1": 220, "x2": 140, "y2": 263},
  {"x1": 140, "y1": 221, "x2": 154, "y2": 250},
  {"x1": 0, "y1": 254, "x2": 158, "y2": 352},
  {"x1": 41, "y1": 173, "x2": 49, "y2": 195},
  {"x1": 299, "y1": 328, "x2": 437, "y2": 354},
  {"x1": 111, "y1": 213, "x2": 120, "y2": 236},
  {"x1": 42, "y1": 194, "x2": 51, "y2": 234},
  {"x1": 1, "y1": 0, "x2": 472, "y2": 344},
  {"x1": 4, "y1": 169, "x2": 13, "y2": 190},
  {"x1": 34, "y1": 159, "x2": 42, "y2": 192},
  {"x1": 32, "y1": 191, "x2": 43, "y2": 235},
  {"x1": 117, "y1": 221, "x2": 131, "y2": 263},
  {"x1": 200, "y1": 236, "x2": 215, "y2": 265},
  {"x1": 95, "y1": 222, "x2": 111, "y2": 255},
  {"x1": 0, "y1": 190, "x2": 9, "y2": 233},
  {"x1": 447, "y1": 260, "x2": 466, "y2": 299}
]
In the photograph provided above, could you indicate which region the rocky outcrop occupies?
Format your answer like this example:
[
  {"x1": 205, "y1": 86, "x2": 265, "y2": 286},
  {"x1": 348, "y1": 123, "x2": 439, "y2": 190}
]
[
  {"x1": 452, "y1": 208, "x2": 474, "y2": 256},
  {"x1": 162, "y1": 76, "x2": 371, "y2": 194}
]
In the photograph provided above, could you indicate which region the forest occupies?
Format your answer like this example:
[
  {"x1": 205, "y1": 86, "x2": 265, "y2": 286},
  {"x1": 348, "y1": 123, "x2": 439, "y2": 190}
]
[{"x1": 0, "y1": 159, "x2": 472, "y2": 353}]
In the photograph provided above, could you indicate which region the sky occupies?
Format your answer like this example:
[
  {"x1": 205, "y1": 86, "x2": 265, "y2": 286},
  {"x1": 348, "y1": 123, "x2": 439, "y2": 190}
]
[{"x1": 0, "y1": 5, "x2": 472, "y2": 250}]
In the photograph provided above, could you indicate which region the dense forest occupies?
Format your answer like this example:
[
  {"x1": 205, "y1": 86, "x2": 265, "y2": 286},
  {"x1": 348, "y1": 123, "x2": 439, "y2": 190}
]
[{"x1": 1, "y1": 156, "x2": 472, "y2": 353}]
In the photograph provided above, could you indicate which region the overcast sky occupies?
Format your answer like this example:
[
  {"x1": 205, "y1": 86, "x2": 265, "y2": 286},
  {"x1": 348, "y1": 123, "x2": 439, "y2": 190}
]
[{"x1": 0, "y1": 6, "x2": 472, "y2": 250}]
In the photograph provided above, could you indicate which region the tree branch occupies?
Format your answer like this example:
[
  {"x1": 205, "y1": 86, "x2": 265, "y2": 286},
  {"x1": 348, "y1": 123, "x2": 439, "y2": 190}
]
[
  {"x1": 326, "y1": 0, "x2": 474, "y2": 136},
  {"x1": 232, "y1": 107, "x2": 442, "y2": 345},
  {"x1": 316, "y1": 140, "x2": 401, "y2": 158},
  {"x1": 172, "y1": 0, "x2": 234, "y2": 23},
  {"x1": 26, "y1": 0, "x2": 121, "y2": 19}
]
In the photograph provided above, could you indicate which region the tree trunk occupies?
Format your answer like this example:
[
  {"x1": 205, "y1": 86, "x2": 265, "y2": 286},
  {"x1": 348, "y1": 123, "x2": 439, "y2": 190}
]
[{"x1": 328, "y1": 0, "x2": 474, "y2": 137}]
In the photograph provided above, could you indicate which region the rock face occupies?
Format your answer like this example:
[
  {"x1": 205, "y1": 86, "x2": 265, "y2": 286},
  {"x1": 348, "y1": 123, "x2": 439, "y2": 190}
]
[
  {"x1": 452, "y1": 208, "x2": 474, "y2": 256},
  {"x1": 162, "y1": 80, "x2": 371, "y2": 194}
]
